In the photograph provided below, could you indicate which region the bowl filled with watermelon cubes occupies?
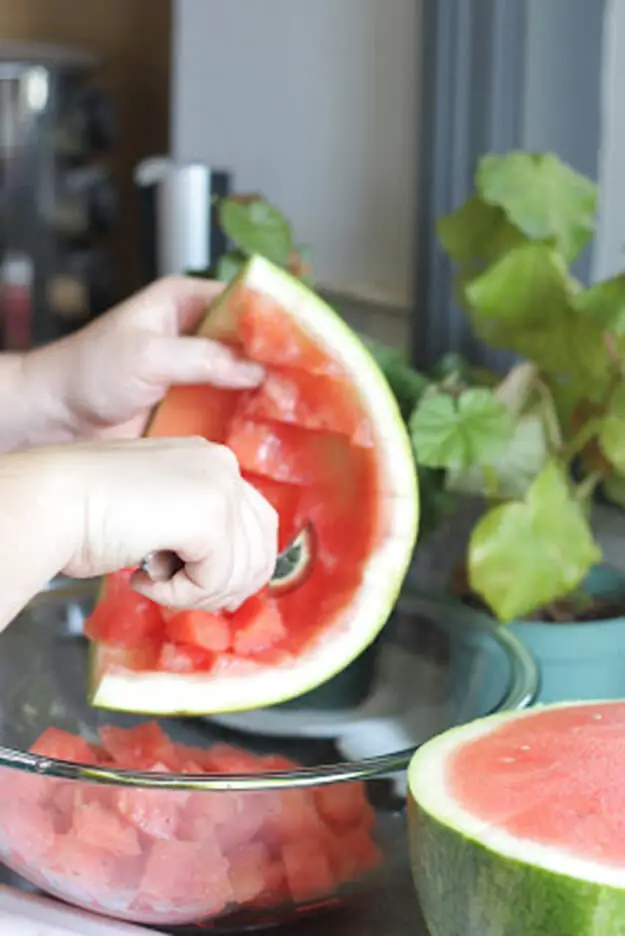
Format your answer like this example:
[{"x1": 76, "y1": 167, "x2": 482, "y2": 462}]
[{"x1": 0, "y1": 578, "x2": 538, "y2": 931}]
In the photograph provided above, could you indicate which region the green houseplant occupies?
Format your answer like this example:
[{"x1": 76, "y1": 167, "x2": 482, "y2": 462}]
[{"x1": 407, "y1": 151, "x2": 625, "y2": 702}]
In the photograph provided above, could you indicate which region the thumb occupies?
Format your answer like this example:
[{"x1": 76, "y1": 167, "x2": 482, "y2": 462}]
[{"x1": 145, "y1": 335, "x2": 265, "y2": 389}]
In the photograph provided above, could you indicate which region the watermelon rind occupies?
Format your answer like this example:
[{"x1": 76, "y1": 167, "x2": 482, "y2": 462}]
[
  {"x1": 89, "y1": 255, "x2": 419, "y2": 715},
  {"x1": 408, "y1": 702, "x2": 625, "y2": 936}
]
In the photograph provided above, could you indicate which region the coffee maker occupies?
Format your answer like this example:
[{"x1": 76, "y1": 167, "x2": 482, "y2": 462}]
[{"x1": 0, "y1": 40, "x2": 117, "y2": 350}]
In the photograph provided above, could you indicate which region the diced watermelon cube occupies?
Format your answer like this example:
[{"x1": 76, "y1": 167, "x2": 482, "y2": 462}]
[
  {"x1": 99, "y1": 722, "x2": 179, "y2": 770},
  {"x1": 140, "y1": 838, "x2": 232, "y2": 912},
  {"x1": 30, "y1": 727, "x2": 99, "y2": 766},
  {"x1": 45, "y1": 835, "x2": 144, "y2": 904},
  {"x1": 228, "y1": 842, "x2": 271, "y2": 906},
  {"x1": 201, "y1": 743, "x2": 267, "y2": 775},
  {"x1": 96, "y1": 643, "x2": 161, "y2": 676},
  {"x1": 0, "y1": 800, "x2": 56, "y2": 863},
  {"x1": 173, "y1": 744, "x2": 219, "y2": 771},
  {"x1": 180, "y1": 789, "x2": 240, "y2": 844},
  {"x1": 30, "y1": 728, "x2": 97, "y2": 764},
  {"x1": 230, "y1": 596, "x2": 287, "y2": 658},
  {"x1": 52, "y1": 781, "x2": 114, "y2": 826},
  {"x1": 158, "y1": 641, "x2": 216, "y2": 673},
  {"x1": 314, "y1": 781, "x2": 373, "y2": 831},
  {"x1": 181, "y1": 786, "x2": 272, "y2": 856},
  {"x1": 73, "y1": 800, "x2": 142, "y2": 856},
  {"x1": 84, "y1": 589, "x2": 164, "y2": 649},
  {"x1": 245, "y1": 857, "x2": 289, "y2": 910},
  {"x1": 259, "y1": 754, "x2": 299, "y2": 771},
  {"x1": 263, "y1": 789, "x2": 320, "y2": 845},
  {"x1": 323, "y1": 825, "x2": 383, "y2": 885},
  {"x1": 180, "y1": 759, "x2": 204, "y2": 774},
  {"x1": 0, "y1": 762, "x2": 51, "y2": 806},
  {"x1": 91, "y1": 744, "x2": 114, "y2": 764},
  {"x1": 179, "y1": 747, "x2": 271, "y2": 853},
  {"x1": 281, "y1": 836, "x2": 336, "y2": 903},
  {"x1": 165, "y1": 609, "x2": 231, "y2": 652},
  {"x1": 116, "y1": 785, "x2": 186, "y2": 841},
  {"x1": 227, "y1": 419, "x2": 340, "y2": 486},
  {"x1": 218, "y1": 793, "x2": 272, "y2": 854},
  {"x1": 49, "y1": 783, "x2": 77, "y2": 830},
  {"x1": 46, "y1": 836, "x2": 116, "y2": 894},
  {"x1": 148, "y1": 384, "x2": 241, "y2": 446},
  {"x1": 236, "y1": 292, "x2": 332, "y2": 374},
  {"x1": 239, "y1": 369, "x2": 373, "y2": 446}
]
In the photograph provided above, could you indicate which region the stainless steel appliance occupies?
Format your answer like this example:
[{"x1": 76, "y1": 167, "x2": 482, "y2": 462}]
[
  {"x1": 135, "y1": 157, "x2": 231, "y2": 284},
  {"x1": 0, "y1": 40, "x2": 117, "y2": 350}
]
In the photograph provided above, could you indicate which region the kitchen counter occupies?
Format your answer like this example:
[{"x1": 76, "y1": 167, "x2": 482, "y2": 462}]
[{"x1": 283, "y1": 866, "x2": 426, "y2": 936}]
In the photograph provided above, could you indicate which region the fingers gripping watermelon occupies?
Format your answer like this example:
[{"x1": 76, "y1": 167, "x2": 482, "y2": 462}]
[
  {"x1": 86, "y1": 256, "x2": 418, "y2": 715},
  {"x1": 408, "y1": 701, "x2": 625, "y2": 936}
]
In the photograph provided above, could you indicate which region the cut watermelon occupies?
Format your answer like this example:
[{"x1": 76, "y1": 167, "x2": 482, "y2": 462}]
[
  {"x1": 0, "y1": 723, "x2": 382, "y2": 925},
  {"x1": 408, "y1": 700, "x2": 625, "y2": 936},
  {"x1": 86, "y1": 255, "x2": 418, "y2": 715}
]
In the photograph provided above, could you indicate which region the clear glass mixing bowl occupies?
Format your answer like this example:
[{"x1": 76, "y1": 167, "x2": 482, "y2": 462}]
[{"x1": 0, "y1": 581, "x2": 538, "y2": 930}]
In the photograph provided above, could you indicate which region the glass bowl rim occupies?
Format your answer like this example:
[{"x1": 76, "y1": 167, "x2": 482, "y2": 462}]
[{"x1": 0, "y1": 583, "x2": 539, "y2": 791}]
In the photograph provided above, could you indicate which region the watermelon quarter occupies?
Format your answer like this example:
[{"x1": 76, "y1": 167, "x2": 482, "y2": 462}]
[
  {"x1": 86, "y1": 256, "x2": 418, "y2": 715},
  {"x1": 408, "y1": 700, "x2": 625, "y2": 936}
]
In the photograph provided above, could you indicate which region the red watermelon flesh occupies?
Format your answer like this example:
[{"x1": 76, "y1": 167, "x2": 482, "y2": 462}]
[
  {"x1": 448, "y1": 701, "x2": 625, "y2": 867},
  {"x1": 281, "y1": 837, "x2": 336, "y2": 903},
  {"x1": 0, "y1": 723, "x2": 382, "y2": 926},
  {"x1": 85, "y1": 258, "x2": 418, "y2": 717}
]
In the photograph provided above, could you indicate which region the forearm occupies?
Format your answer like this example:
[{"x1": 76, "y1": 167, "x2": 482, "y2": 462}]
[
  {"x1": 0, "y1": 449, "x2": 75, "y2": 630},
  {"x1": 0, "y1": 348, "x2": 73, "y2": 453}
]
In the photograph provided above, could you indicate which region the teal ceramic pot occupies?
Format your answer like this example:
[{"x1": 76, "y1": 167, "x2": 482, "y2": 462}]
[
  {"x1": 509, "y1": 566, "x2": 625, "y2": 704},
  {"x1": 443, "y1": 566, "x2": 625, "y2": 706}
]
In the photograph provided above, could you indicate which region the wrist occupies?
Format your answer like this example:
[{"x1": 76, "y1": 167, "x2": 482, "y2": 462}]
[
  {"x1": 0, "y1": 446, "x2": 81, "y2": 627},
  {"x1": 16, "y1": 342, "x2": 78, "y2": 448}
]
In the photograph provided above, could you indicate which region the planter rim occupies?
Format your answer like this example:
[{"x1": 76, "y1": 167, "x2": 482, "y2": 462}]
[
  {"x1": 416, "y1": 564, "x2": 625, "y2": 631},
  {"x1": 510, "y1": 616, "x2": 625, "y2": 634}
]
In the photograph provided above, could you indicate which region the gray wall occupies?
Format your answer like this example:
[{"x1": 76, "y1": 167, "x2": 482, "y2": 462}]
[
  {"x1": 172, "y1": 0, "x2": 421, "y2": 308},
  {"x1": 522, "y1": 0, "x2": 625, "y2": 285},
  {"x1": 523, "y1": 0, "x2": 605, "y2": 285},
  {"x1": 523, "y1": 0, "x2": 604, "y2": 173},
  {"x1": 594, "y1": 0, "x2": 625, "y2": 281}
]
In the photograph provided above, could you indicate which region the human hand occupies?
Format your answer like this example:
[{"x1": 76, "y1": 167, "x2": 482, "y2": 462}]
[
  {"x1": 22, "y1": 276, "x2": 265, "y2": 443},
  {"x1": 0, "y1": 437, "x2": 278, "y2": 616}
]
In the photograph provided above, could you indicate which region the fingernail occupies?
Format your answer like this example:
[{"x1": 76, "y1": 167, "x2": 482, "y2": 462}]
[
  {"x1": 239, "y1": 359, "x2": 265, "y2": 378},
  {"x1": 235, "y1": 361, "x2": 266, "y2": 385}
]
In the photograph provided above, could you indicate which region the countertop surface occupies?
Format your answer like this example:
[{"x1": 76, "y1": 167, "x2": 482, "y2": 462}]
[{"x1": 282, "y1": 866, "x2": 426, "y2": 936}]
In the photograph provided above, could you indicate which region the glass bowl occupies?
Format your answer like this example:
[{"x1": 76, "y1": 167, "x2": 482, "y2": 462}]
[{"x1": 0, "y1": 581, "x2": 538, "y2": 930}]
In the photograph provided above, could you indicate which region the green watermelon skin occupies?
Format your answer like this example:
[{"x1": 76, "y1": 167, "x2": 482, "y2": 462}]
[{"x1": 409, "y1": 794, "x2": 625, "y2": 936}]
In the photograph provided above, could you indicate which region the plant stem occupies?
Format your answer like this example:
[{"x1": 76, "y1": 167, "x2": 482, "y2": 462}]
[
  {"x1": 481, "y1": 465, "x2": 500, "y2": 499},
  {"x1": 575, "y1": 470, "x2": 601, "y2": 503},
  {"x1": 562, "y1": 417, "x2": 603, "y2": 463},
  {"x1": 533, "y1": 377, "x2": 563, "y2": 452}
]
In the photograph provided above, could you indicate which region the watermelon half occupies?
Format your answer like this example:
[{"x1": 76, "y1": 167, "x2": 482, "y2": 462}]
[
  {"x1": 408, "y1": 700, "x2": 625, "y2": 936},
  {"x1": 86, "y1": 256, "x2": 419, "y2": 715}
]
